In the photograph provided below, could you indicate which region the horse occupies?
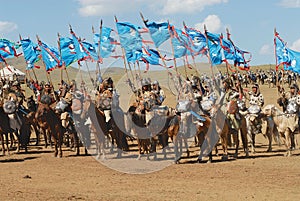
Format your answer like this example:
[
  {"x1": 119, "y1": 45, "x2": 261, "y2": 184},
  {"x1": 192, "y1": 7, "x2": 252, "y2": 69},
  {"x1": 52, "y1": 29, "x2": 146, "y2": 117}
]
[
  {"x1": 109, "y1": 91, "x2": 130, "y2": 157},
  {"x1": 80, "y1": 97, "x2": 108, "y2": 160},
  {"x1": 263, "y1": 104, "x2": 297, "y2": 156},
  {"x1": 3, "y1": 99, "x2": 31, "y2": 153},
  {"x1": 0, "y1": 105, "x2": 11, "y2": 155},
  {"x1": 35, "y1": 102, "x2": 64, "y2": 157},
  {"x1": 124, "y1": 102, "x2": 152, "y2": 160},
  {"x1": 242, "y1": 104, "x2": 265, "y2": 154}
]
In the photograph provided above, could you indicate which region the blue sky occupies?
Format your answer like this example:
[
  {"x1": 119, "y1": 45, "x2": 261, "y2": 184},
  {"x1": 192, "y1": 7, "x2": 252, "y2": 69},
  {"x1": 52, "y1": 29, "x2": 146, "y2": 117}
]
[{"x1": 1, "y1": 0, "x2": 300, "y2": 68}]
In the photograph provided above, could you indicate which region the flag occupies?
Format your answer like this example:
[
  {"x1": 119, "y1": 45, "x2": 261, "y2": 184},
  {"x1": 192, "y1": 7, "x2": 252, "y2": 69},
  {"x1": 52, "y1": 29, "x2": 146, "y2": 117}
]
[
  {"x1": 184, "y1": 26, "x2": 207, "y2": 55},
  {"x1": 116, "y1": 22, "x2": 143, "y2": 62},
  {"x1": 70, "y1": 29, "x2": 89, "y2": 63},
  {"x1": 274, "y1": 31, "x2": 300, "y2": 73},
  {"x1": 0, "y1": 39, "x2": 20, "y2": 59},
  {"x1": 274, "y1": 34, "x2": 290, "y2": 66},
  {"x1": 38, "y1": 40, "x2": 61, "y2": 72},
  {"x1": 59, "y1": 37, "x2": 77, "y2": 67},
  {"x1": 140, "y1": 46, "x2": 160, "y2": 65},
  {"x1": 284, "y1": 49, "x2": 300, "y2": 73},
  {"x1": 20, "y1": 38, "x2": 41, "y2": 69},
  {"x1": 221, "y1": 35, "x2": 251, "y2": 69},
  {"x1": 93, "y1": 27, "x2": 116, "y2": 58},
  {"x1": 206, "y1": 31, "x2": 223, "y2": 66},
  {"x1": 170, "y1": 27, "x2": 189, "y2": 58},
  {"x1": 145, "y1": 21, "x2": 170, "y2": 48},
  {"x1": 82, "y1": 40, "x2": 98, "y2": 61}
]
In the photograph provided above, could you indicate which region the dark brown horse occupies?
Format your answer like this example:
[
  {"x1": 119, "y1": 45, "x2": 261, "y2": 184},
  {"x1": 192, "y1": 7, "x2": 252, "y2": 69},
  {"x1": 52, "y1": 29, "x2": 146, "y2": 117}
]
[
  {"x1": 35, "y1": 102, "x2": 64, "y2": 157},
  {"x1": 0, "y1": 106, "x2": 11, "y2": 155}
]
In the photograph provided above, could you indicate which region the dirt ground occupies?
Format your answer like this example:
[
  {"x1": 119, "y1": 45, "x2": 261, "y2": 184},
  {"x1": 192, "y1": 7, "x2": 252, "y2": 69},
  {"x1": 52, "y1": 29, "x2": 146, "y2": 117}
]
[{"x1": 1, "y1": 82, "x2": 300, "y2": 201}]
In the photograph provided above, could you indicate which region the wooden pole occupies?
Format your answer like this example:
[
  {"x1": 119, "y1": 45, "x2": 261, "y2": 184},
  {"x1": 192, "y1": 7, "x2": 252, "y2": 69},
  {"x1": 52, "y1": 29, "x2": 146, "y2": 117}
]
[{"x1": 139, "y1": 12, "x2": 177, "y2": 95}]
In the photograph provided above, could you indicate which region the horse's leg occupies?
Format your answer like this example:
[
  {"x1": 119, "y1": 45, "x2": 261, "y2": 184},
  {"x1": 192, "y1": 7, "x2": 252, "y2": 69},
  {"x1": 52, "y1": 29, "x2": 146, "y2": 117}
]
[
  {"x1": 221, "y1": 129, "x2": 230, "y2": 160},
  {"x1": 232, "y1": 129, "x2": 239, "y2": 158},
  {"x1": 173, "y1": 135, "x2": 180, "y2": 163},
  {"x1": 54, "y1": 139, "x2": 58, "y2": 157},
  {"x1": 136, "y1": 139, "x2": 142, "y2": 160},
  {"x1": 252, "y1": 133, "x2": 256, "y2": 154},
  {"x1": 183, "y1": 138, "x2": 190, "y2": 158},
  {"x1": 284, "y1": 129, "x2": 292, "y2": 157},
  {"x1": 266, "y1": 125, "x2": 273, "y2": 152},
  {"x1": 240, "y1": 124, "x2": 249, "y2": 157},
  {"x1": 1, "y1": 134, "x2": 5, "y2": 155}
]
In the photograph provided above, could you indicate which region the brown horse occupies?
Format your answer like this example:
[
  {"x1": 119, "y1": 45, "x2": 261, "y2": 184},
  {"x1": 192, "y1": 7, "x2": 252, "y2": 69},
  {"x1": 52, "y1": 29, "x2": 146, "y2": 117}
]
[
  {"x1": 0, "y1": 106, "x2": 11, "y2": 155},
  {"x1": 35, "y1": 102, "x2": 64, "y2": 157}
]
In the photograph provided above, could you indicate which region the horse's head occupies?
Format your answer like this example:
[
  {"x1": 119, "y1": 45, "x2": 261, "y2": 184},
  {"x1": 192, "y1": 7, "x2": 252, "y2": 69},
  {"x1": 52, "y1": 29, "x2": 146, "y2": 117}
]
[
  {"x1": 35, "y1": 103, "x2": 51, "y2": 128},
  {"x1": 26, "y1": 95, "x2": 37, "y2": 112}
]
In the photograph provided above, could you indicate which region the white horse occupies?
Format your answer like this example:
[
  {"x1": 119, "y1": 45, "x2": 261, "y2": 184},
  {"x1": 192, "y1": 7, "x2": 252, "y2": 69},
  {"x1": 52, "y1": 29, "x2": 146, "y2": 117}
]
[{"x1": 263, "y1": 104, "x2": 297, "y2": 156}]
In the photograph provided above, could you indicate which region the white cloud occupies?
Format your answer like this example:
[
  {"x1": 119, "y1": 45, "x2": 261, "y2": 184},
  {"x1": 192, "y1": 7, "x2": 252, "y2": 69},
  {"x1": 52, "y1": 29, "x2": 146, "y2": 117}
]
[
  {"x1": 259, "y1": 44, "x2": 273, "y2": 55},
  {"x1": 77, "y1": 0, "x2": 145, "y2": 16},
  {"x1": 161, "y1": 0, "x2": 228, "y2": 15},
  {"x1": 194, "y1": 15, "x2": 222, "y2": 32},
  {"x1": 278, "y1": 0, "x2": 300, "y2": 8},
  {"x1": 0, "y1": 21, "x2": 17, "y2": 33},
  {"x1": 76, "y1": 0, "x2": 228, "y2": 16},
  {"x1": 290, "y1": 38, "x2": 300, "y2": 51}
]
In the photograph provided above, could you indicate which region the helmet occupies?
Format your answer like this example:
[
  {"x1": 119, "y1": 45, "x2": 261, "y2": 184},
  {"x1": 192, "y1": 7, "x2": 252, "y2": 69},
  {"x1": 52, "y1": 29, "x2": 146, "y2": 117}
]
[
  {"x1": 152, "y1": 80, "x2": 159, "y2": 85},
  {"x1": 12, "y1": 81, "x2": 20, "y2": 87},
  {"x1": 141, "y1": 78, "x2": 150, "y2": 87},
  {"x1": 252, "y1": 83, "x2": 259, "y2": 89}
]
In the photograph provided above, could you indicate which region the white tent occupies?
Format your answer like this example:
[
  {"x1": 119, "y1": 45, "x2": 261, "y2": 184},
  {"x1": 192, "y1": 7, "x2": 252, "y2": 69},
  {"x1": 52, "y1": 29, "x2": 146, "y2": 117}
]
[{"x1": 0, "y1": 65, "x2": 26, "y2": 82}]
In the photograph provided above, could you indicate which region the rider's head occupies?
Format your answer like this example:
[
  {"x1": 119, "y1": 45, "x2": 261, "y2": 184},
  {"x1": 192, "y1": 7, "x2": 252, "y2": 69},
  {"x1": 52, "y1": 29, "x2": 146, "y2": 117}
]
[
  {"x1": 290, "y1": 83, "x2": 299, "y2": 95},
  {"x1": 252, "y1": 84, "x2": 259, "y2": 94},
  {"x1": 222, "y1": 79, "x2": 231, "y2": 90}
]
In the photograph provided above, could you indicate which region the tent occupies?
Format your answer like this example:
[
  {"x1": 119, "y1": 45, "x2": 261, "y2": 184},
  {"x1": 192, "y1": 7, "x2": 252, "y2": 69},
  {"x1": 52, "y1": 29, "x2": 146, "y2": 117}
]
[{"x1": 0, "y1": 65, "x2": 26, "y2": 83}]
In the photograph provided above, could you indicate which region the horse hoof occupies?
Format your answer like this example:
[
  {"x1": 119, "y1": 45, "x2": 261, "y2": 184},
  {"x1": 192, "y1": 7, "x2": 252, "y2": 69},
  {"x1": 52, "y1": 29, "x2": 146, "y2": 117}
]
[
  {"x1": 196, "y1": 158, "x2": 202, "y2": 163},
  {"x1": 266, "y1": 148, "x2": 272, "y2": 152},
  {"x1": 136, "y1": 156, "x2": 141, "y2": 160},
  {"x1": 221, "y1": 155, "x2": 228, "y2": 161},
  {"x1": 233, "y1": 153, "x2": 238, "y2": 159},
  {"x1": 206, "y1": 160, "x2": 212, "y2": 164}
]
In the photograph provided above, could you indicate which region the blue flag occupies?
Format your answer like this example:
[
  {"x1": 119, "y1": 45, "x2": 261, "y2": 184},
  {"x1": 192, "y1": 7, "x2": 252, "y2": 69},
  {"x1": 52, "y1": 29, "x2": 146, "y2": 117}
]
[
  {"x1": 82, "y1": 40, "x2": 98, "y2": 61},
  {"x1": 206, "y1": 32, "x2": 223, "y2": 66},
  {"x1": 39, "y1": 41, "x2": 61, "y2": 72},
  {"x1": 145, "y1": 21, "x2": 170, "y2": 48},
  {"x1": 140, "y1": 47, "x2": 160, "y2": 65},
  {"x1": 275, "y1": 32, "x2": 300, "y2": 73},
  {"x1": 20, "y1": 38, "x2": 41, "y2": 70},
  {"x1": 116, "y1": 22, "x2": 143, "y2": 62},
  {"x1": 184, "y1": 27, "x2": 207, "y2": 55},
  {"x1": 93, "y1": 27, "x2": 116, "y2": 58},
  {"x1": 171, "y1": 28, "x2": 188, "y2": 58},
  {"x1": 275, "y1": 36, "x2": 290, "y2": 66},
  {"x1": 0, "y1": 39, "x2": 19, "y2": 59},
  {"x1": 70, "y1": 30, "x2": 89, "y2": 62},
  {"x1": 59, "y1": 37, "x2": 77, "y2": 67}
]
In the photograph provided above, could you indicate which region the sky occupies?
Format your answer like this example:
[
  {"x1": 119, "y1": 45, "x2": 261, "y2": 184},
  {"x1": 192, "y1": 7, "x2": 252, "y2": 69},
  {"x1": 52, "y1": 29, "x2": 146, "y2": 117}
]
[{"x1": 1, "y1": 0, "x2": 300, "y2": 68}]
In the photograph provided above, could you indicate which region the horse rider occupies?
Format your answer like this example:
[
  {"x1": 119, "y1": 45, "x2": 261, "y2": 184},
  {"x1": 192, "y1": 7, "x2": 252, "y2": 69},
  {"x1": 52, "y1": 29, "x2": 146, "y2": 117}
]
[
  {"x1": 39, "y1": 82, "x2": 57, "y2": 105},
  {"x1": 9, "y1": 80, "x2": 26, "y2": 108},
  {"x1": 151, "y1": 80, "x2": 166, "y2": 106},
  {"x1": 222, "y1": 79, "x2": 243, "y2": 135},
  {"x1": 245, "y1": 83, "x2": 265, "y2": 134},
  {"x1": 200, "y1": 83, "x2": 218, "y2": 116},
  {"x1": 136, "y1": 78, "x2": 156, "y2": 125}
]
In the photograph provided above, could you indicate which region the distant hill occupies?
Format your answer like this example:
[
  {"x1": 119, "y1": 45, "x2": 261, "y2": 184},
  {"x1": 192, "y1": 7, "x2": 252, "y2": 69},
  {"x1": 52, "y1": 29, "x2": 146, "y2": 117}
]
[{"x1": 5, "y1": 56, "x2": 276, "y2": 86}]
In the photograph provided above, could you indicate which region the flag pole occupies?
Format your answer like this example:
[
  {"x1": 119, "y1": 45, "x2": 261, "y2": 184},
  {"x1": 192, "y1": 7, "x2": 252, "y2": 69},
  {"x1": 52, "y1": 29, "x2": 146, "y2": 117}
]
[
  {"x1": 139, "y1": 12, "x2": 177, "y2": 95},
  {"x1": 203, "y1": 25, "x2": 216, "y2": 83},
  {"x1": 36, "y1": 35, "x2": 51, "y2": 84},
  {"x1": 114, "y1": 15, "x2": 136, "y2": 93}
]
